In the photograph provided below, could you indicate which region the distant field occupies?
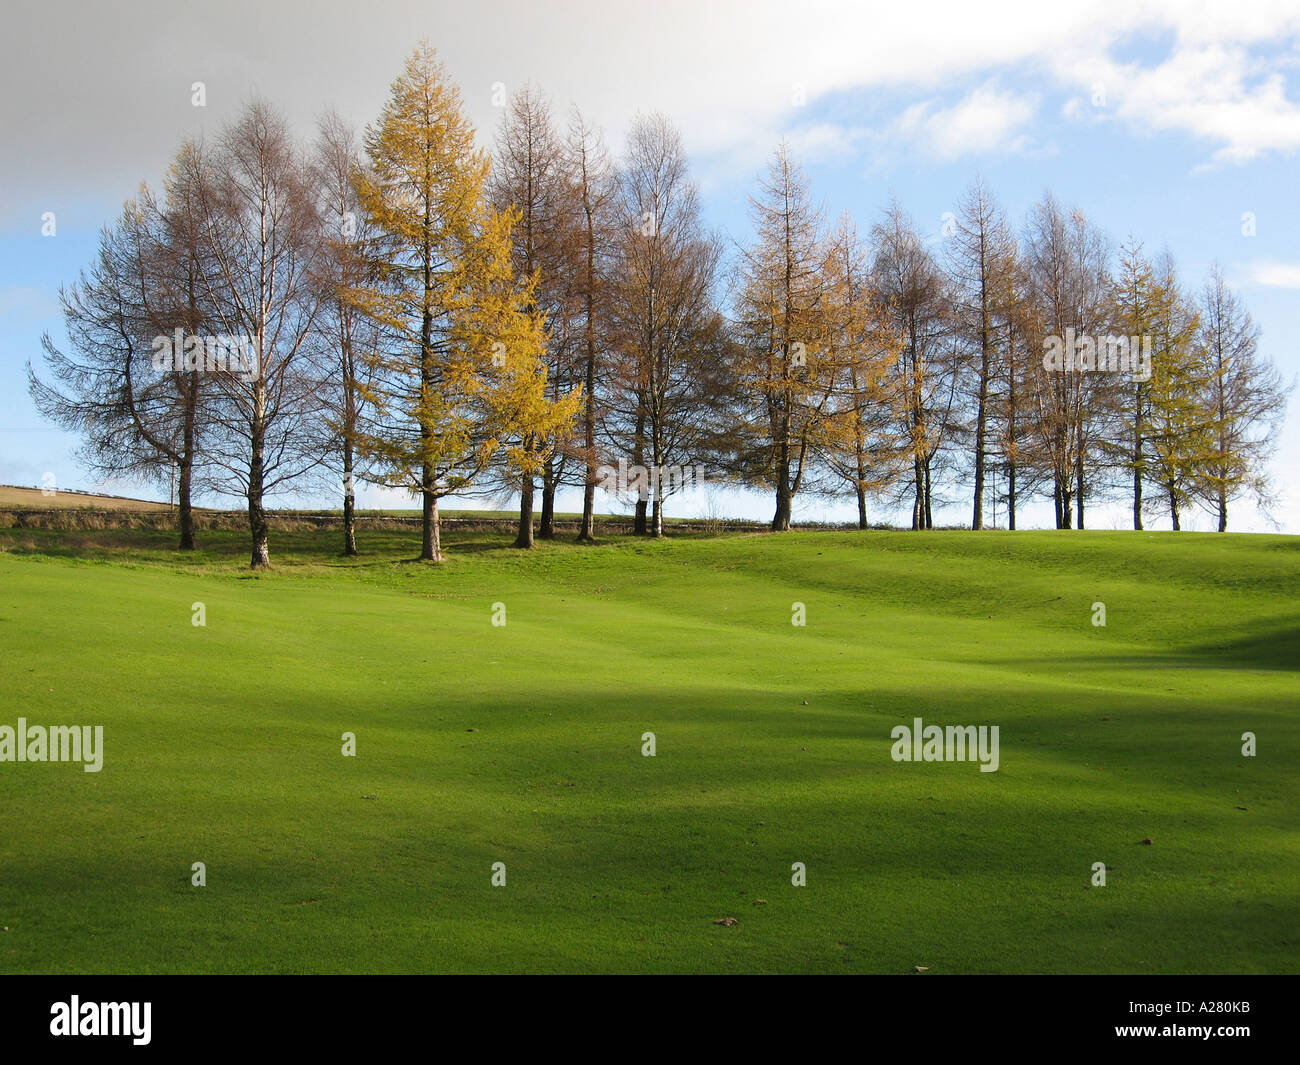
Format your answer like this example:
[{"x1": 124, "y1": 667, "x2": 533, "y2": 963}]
[
  {"x1": 0, "y1": 485, "x2": 596, "y2": 521},
  {"x1": 0, "y1": 486, "x2": 655, "y2": 526},
  {"x1": 0, "y1": 485, "x2": 173, "y2": 511},
  {"x1": 1, "y1": 523, "x2": 1296, "y2": 973}
]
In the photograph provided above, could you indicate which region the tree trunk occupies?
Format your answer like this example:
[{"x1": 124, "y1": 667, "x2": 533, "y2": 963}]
[
  {"x1": 1218, "y1": 487, "x2": 1227, "y2": 533},
  {"x1": 972, "y1": 347, "x2": 988, "y2": 530},
  {"x1": 1007, "y1": 463, "x2": 1016, "y2": 531},
  {"x1": 1133, "y1": 383, "x2": 1144, "y2": 531},
  {"x1": 579, "y1": 350, "x2": 597, "y2": 541},
  {"x1": 923, "y1": 460, "x2": 933, "y2": 529},
  {"x1": 420, "y1": 460, "x2": 442, "y2": 562},
  {"x1": 578, "y1": 178, "x2": 599, "y2": 544},
  {"x1": 177, "y1": 456, "x2": 196, "y2": 551},
  {"x1": 1169, "y1": 486, "x2": 1181, "y2": 531},
  {"x1": 342, "y1": 445, "x2": 357, "y2": 557},
  {"x1": 579, "y1": 468, "x2": 597, "y2": 541},
  {"x1": 1006, "y1": 350, "x2": 1017, "y2": 534},
  {"x1": 856, "y1": 487, "x2": 867, "y2": 530},
  {"x1": 772, "y1": 472, "x2": 793, "y2": 532},
  {"x1": 248, "y1": 388, "x2": 269, "y2": 569},
  {"x1": 912, "y1": 457, "x2": 924, "y2": 531},
  {"x1": 177, "y1": 390, "x2": 197, "y2": 550},
  {"x1": 514, "y1": 474, "x2": 535, "y2": 549},
  {"x1": 1075, "y1": 453, "x2": 1085, "y2": 530},
  {"x1": 428, "y1": 493, "x2": 443, "y2": 561},
  {"x1": 539, "y1": 459, "x2": 556, "y2": 539},
  {"x1": 632, "y1": 403, "x2": 648, "y2": 535},
  {"x1": 421, "y1": 482, "x2": 436, "y2": 561},
  {"x1": 248, "y1": 482, "x2": 269, "y2": 569},
  {"x1": 248, "y1": 495, "x2": 269, "y2": 568}
]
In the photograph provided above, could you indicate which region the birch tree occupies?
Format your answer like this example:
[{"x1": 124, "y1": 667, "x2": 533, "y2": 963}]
[
  {"x1": 312, "y1": 110, "x2": 377, "y2": 556},
  {"x1": 196, "y1": 100, "x2": 328, "y2": 568},
  {"x1": 610, "y1": 113, "x2": 724, "y2": 536}
]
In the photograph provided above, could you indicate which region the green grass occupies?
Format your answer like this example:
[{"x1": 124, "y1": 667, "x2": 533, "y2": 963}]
[{"x1": 0, "y1": 524, "x2": 1296, "y2": 973}]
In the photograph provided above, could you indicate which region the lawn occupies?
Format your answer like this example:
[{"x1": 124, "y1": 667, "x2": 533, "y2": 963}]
[{"x1": 0, "y1": 524, "x2": 1296, "y2": 973}]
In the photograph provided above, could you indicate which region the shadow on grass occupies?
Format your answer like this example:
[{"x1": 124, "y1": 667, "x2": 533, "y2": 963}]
[{"x1": 991, "y1": 615, "x2": 1300, "y2": 674}]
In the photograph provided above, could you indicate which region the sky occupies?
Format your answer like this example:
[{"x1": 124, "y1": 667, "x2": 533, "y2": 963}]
[{"x1": 2, "y1": 0, "x2": 1298, "y2": 532}]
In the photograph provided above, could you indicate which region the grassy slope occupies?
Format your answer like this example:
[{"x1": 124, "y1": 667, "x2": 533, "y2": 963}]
[
  {"x1": 0, "y1": 526, "x2": 1296, "y2": 974},
  {"x1": 0, "y1": 485, "x2": 172, "y2": 511}
]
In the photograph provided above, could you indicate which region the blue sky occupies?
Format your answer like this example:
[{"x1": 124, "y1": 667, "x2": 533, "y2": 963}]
[{"x1": 2, "y1": 0, "x2": 1297, "y2": 531}]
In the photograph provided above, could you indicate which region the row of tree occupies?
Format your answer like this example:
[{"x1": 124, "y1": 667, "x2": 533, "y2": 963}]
[{"x1": 29, "y1": 44, "x2": 1289, "y2": 567}]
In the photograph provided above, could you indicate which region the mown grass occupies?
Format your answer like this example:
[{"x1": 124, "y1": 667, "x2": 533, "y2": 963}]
[{"x1": 0, "y1": 522, "x2": 1296, "y2": 973}]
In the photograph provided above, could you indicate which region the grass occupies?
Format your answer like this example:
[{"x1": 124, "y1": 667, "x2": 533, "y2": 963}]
[
  {"x1": 0, "y1": 522, "x2": 1296, "y2": 973},
  {"x1": 0, "y1": 484, "x2": 173, "y2": 511}
]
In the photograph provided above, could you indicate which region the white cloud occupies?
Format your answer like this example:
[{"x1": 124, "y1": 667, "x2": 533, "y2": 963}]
[
  {"x1": 894, "y1": 85, "x2": 1040, "y2": 160},
  {"x1": 1246, "y1": 259, "x2": 1300, "y2": 288},
  {"x1": 6, "y1": 0, "x2": 1300, "y2": 224},
  {"x1": 1054, "y1": 38, "x2": 1300, "y2": 166}
]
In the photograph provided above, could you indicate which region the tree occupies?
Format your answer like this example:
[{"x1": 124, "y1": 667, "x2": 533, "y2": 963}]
[
  {"x1": 871, "y1": 201, "x2": 957, "y2": 530},
  {"x1": 1023, "y1": 194, "x2": 1112, "y2": 529},
  {"x1": 1143, "y1": 251, "x2": 1208, "y2": 530},
  {"x1": 609, "y1": 113, "x2": 725, "y2": 536},
  {"x1": 822, "y1": 211, "x2": 904, "y2": 527},
  {"x1": 1195, "y1": 265, "x2": 1289, "y2": 530},
  {"x1": 28, "y1": 149, "x2": 218, "y2": 551},
  {"x1": 733, "y1": 144, "x2": 847, "y2": 531},
  {"x1": 565, "y1": 108, "x2": 618, "y2": 543},
  {"x1": 194, "y1": 99, "x2": 329, "y2": 568},
  {"x1": 1108, "y1": 241, "x2": 1198, "y2": 529},
  {"x1": 985, "y1": 247, "x2": 1043, "y2": 530},
  {"x1": 348, "y1": 44, "x2": 577, "y2": 562},
  {"x1": 948, "y1": 179, "x2": 1016, "y2": 529},
  {"x1": 312, "y1": 110, "x2": 378, "y2": 556},
  {"x1": 488, "y1": 85, "x2": 582, "y2": 547}
]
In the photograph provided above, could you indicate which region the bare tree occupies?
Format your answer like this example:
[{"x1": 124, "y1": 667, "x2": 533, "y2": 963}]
[
  {"x1": 29, "y1": 149, "x2": 220, "y2": 550},
  {"x1": 949, "y1": 178, "x2": 1017, "y2": 529},
  {"x1": 1023, "y1": 194, "x2": 1112, "y2": 528},
  {"x1": 1195, "y1": 265, "x2": 1289, "y2": 530},
  {"x1": 610, "y1": 113, "x2": 725, "y2": 536},
  {"x1": 871, "y1": 201, "x2": 958, "y2": 530},
  {"x1": 986, "y1": 247, "x2": 1044, "y2": 529},
  {"x1": 566, "y1": 108, "x2": 619, "y2": 542},
  {"x1": 312, "y1": 110, "x2": 378, "y2": 556},
  {"x1": 196, "y1": 99, "x2": 330, "y2": 567}
]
